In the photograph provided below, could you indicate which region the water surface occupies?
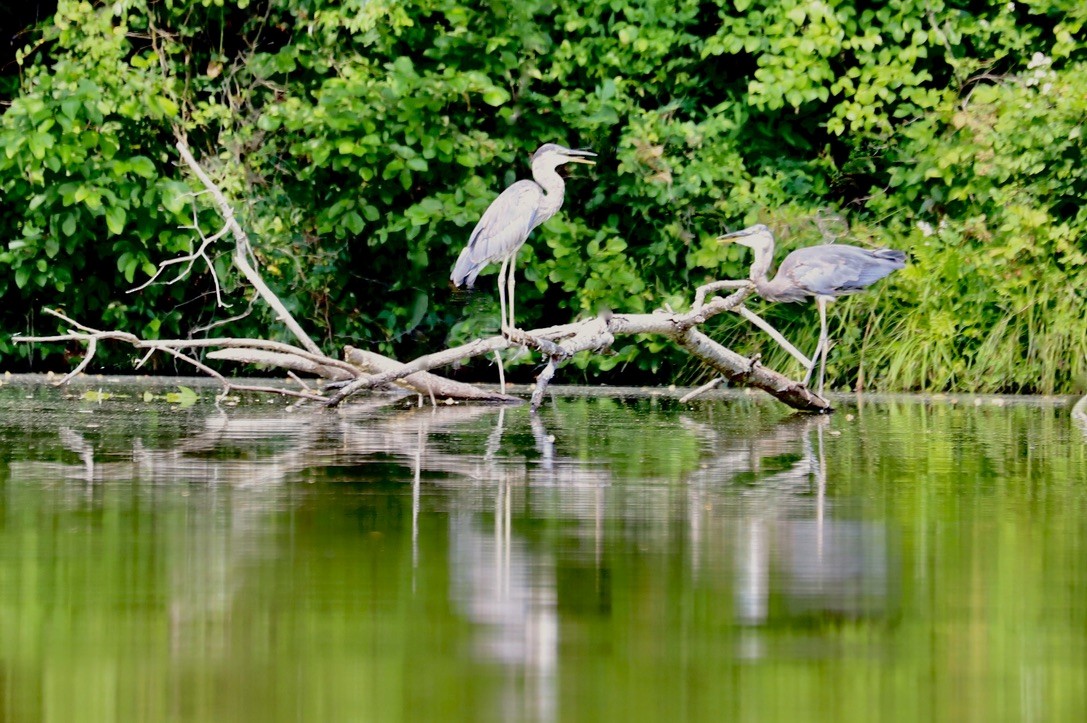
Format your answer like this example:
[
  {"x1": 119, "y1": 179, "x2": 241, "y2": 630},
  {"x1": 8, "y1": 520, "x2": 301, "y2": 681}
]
[{"x1": 1, "y1": 377, "x2": 1085, "y2": 722}]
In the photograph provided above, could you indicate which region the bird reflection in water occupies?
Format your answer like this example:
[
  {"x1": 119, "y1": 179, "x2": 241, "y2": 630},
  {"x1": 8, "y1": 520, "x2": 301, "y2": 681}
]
[
  {"x1": 443, "y1": 405, "x2": 603, "y2": 723},
  {"x1": 682, "y1": 413, "x2": 898, "y2": 659}
]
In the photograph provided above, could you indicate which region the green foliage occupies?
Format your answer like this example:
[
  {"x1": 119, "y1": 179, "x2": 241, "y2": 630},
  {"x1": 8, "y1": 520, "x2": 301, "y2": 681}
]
[
  {"x1": 861, "y1": 51, "x2": 1087, "y2": 393},
  {"x1": 0, "y1": 0, "x2": 199, "y2": 365},
  {"x1": 0, "y1": 0, "x2": 1085, "y2": 391}
]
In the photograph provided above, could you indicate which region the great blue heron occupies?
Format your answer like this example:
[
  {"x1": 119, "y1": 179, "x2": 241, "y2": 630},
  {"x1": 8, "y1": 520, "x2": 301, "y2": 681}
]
[
  {"x1": 719, "y1": 224, "x2": 906, "y2": 395},
  {"x1": 451, "y1": 143, "x2": 597, "y2": 334}
]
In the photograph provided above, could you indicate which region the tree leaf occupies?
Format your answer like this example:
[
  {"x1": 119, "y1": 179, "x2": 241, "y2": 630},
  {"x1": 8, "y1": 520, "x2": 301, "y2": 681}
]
[{"x1": 105, "y1": 206, "x2": 126, "y2": 236}]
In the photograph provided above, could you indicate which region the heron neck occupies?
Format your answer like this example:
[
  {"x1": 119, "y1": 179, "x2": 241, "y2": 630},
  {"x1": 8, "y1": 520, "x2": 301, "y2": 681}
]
[
  {"x1": 748, "y1": 249, "x2": 775, "y2": 288},
  {"x1": 530, "y1": 164, "x2": 566, "y2": 227}
]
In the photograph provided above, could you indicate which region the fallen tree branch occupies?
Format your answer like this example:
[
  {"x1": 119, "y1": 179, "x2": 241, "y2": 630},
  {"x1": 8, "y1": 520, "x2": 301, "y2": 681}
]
[
  {"x1": 13, "y1": 308, "x2": 517, "y2": 403},
  {"x1": 14, "y1": 310, "x2": 324, "y2": 400},
  {"x1": 324, "y1": 336, "x2": 523, "y2": 405},
  {"x1": 324, "y1": 287, "x2": 833, "y2": 413},
  {"x1": 343, "y1": 347, "x2": 520, "y2": 403},
  {"x1": 734, "y1": 306, "x2": 812, "y2": 369},
  {"x1": 207, "y1": 349, "x2": 355, "y2": 380},
  {"x1": 677, "y1": 328, "x2": 828, "y2": 411}
]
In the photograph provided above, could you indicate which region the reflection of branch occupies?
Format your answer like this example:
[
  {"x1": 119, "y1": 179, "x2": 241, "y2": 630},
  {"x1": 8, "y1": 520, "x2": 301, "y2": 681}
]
[
  {"x1": 1074, "y1": 394, "x2": 1087, "y2": 437},
  {"x1": 59, "y1": 427, "x2": 95, "y2": 480}
]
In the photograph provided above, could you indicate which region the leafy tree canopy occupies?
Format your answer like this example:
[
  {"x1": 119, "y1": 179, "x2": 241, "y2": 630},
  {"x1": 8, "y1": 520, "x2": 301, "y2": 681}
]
[{"x1": 1, "y1": 0, "x2": 1085, "y2": 393}]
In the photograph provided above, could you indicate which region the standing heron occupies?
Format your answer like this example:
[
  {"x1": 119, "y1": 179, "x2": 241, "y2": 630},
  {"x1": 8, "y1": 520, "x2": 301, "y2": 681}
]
[
  {"x1": 719, "y1": 224, "x2": 906, "y2": 395},
  {"x1": 451, "y1": 143, "x2": 597, "y2": 334}
]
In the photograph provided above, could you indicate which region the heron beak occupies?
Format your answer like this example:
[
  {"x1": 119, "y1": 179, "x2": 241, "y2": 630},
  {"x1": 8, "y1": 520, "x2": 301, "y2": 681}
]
[
  {"x1": 716, "y1": 225, "x2": 759, "y2": 242},
  {"x1": 565, "y1": 149, "x2": 597, "y2": 165}
]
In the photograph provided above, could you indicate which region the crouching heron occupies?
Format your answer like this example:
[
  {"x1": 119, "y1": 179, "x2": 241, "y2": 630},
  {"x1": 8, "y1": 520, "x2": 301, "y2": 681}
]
[
  {"x1": 451, "y1": 143, "x2": 596, "y2": 335},
  {"x1": 719, "y1": 224, "x2": 906, "y2": 396}
]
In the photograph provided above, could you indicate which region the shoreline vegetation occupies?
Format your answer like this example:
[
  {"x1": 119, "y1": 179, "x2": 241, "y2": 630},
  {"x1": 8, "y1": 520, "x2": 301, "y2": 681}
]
[{"x1": 1, "y1": 0, "x2": 1085, "y2": 402}]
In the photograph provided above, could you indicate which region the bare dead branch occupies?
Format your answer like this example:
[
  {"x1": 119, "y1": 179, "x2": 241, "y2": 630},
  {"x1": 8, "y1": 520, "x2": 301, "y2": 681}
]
[
  {"x1": 693, "y1": 280, "x2": 751, "y2": 311},
  {"x1": 14, "y1": 313, "x2": 325, "y2": 401},
  {"x1": 207, "y1": 348, "x2": 355, "y2": 380},
  {"x1": 734, "y1": 305, "x2": 812, "y2": 369},
  {"x1": 59, "y1": 337, "x2": 97, "y2": 385},
  {"x1": 677, "y1": 329, "x2": 830, "y2": 412},
  {"x1": 530, "y1": 357, "x2": 558, "y2": 411},
  {"x1": 344, "y1": 347, "x2": 519, "y2": 403},
  {"x1": 325, "y1": 336, "x2": 516, "y2": 405},
  {"x1": 128, "y1": 219, "x2": 230, "y2": 303},
  {"x1": 173, "y1": 132, "x2": 324, "y2": 356}
]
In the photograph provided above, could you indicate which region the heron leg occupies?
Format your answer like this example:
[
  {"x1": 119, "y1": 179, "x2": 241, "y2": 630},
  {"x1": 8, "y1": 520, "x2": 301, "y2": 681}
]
[
  {"x1": 497, "y1": 255, "x2": 511, "y2": 336},
  {"x1": 506, "y1": 250, "x2": 519, "y2": 334},
  {"x1": 802, "y1": 337, "x2": 822, "y2": 386},
  {"x1": 802, "y1": 298, "x2": 829, "y2": 389},
  {"x1": 816, "y1": 296, "x2": 830, "y2": 396}
]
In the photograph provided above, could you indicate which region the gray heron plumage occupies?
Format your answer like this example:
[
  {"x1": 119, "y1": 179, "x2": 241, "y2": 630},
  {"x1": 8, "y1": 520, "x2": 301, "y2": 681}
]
[
  {"x1": 719, "y1": 224, "x2": 906, "y2": 396},
  {"x1": 451, "y1": 143, "x2": 596, "y2": 334}
]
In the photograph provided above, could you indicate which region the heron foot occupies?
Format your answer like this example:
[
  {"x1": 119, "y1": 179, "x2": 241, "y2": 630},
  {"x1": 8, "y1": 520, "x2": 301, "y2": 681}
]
[
  {"x1": 502, "y1": 326, "x2": 526, "y2": 344},
  {"x1": 746, "y1": 353, "x2": 762, "y2": 373}
]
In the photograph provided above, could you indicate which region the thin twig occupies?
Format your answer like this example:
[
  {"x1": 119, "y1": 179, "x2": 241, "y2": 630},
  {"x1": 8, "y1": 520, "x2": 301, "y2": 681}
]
[
  {"x1": 57, "y1": 336, "x2": 97, "y2": 385},
  {"x1": 693, "y1": 280, "x2": 751, "y2": 311},
  {"x1": 128, "y1": 221, "x2": 230, "y2": 305},
  {"x1": 735, "y1": 305, "x2": 812, "y2": 369},
  {"x1": 679, "y1": 377, "x2": 723, "y2": 403},
  {"x1": 288, "y1": 371, "x2": 313, "y2": 392}
]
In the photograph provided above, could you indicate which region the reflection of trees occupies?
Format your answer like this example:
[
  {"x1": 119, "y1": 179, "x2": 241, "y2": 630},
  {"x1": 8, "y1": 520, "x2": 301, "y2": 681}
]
[
  {"x1": 7, "y1": 395, "x2": 898, "y2": 716},
  {"x1": 21, "y1": 404, "x2": 898, "y2": 636}
]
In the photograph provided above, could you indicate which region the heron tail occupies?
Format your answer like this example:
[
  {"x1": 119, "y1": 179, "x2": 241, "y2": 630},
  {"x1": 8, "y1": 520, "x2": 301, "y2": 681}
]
[
  {"x1": 450, "y1": 247, "x2": 485, "y2": 289},
  {"x1": 872, "y1": 248, "x2": 907, "y2": 267}
]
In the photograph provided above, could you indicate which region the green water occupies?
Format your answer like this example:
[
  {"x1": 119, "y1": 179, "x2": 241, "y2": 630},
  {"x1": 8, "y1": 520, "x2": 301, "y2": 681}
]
[{"x1": 1, "y1": 377, "x2": 1086, "y2": 723}]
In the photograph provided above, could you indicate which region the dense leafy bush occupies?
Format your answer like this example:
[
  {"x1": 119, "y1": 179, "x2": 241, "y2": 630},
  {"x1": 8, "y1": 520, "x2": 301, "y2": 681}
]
[{"x1": 1, "y1": 0, "x2": 1084, "y2": 392}]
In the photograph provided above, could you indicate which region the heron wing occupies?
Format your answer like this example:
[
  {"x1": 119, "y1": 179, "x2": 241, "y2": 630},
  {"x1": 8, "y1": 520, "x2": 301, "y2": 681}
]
[
  {"x1": 782, "y1": 245, "x2": 903, "y2": 297},
  {"x1": 465, "y1": 181, "x2": 543, "y2": 265},
  {"x1": 451, "y1": 181, "x2": 543, "y2": 287}
]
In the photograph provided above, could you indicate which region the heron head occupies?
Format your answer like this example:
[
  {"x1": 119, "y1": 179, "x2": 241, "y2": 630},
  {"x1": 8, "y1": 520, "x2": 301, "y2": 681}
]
[
  {"x1": 531, "y1": 143, "x2": 597, "y2": 168},
  {"x1": 717, "y1": 224, "x2": 776, "y2": 255}
]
